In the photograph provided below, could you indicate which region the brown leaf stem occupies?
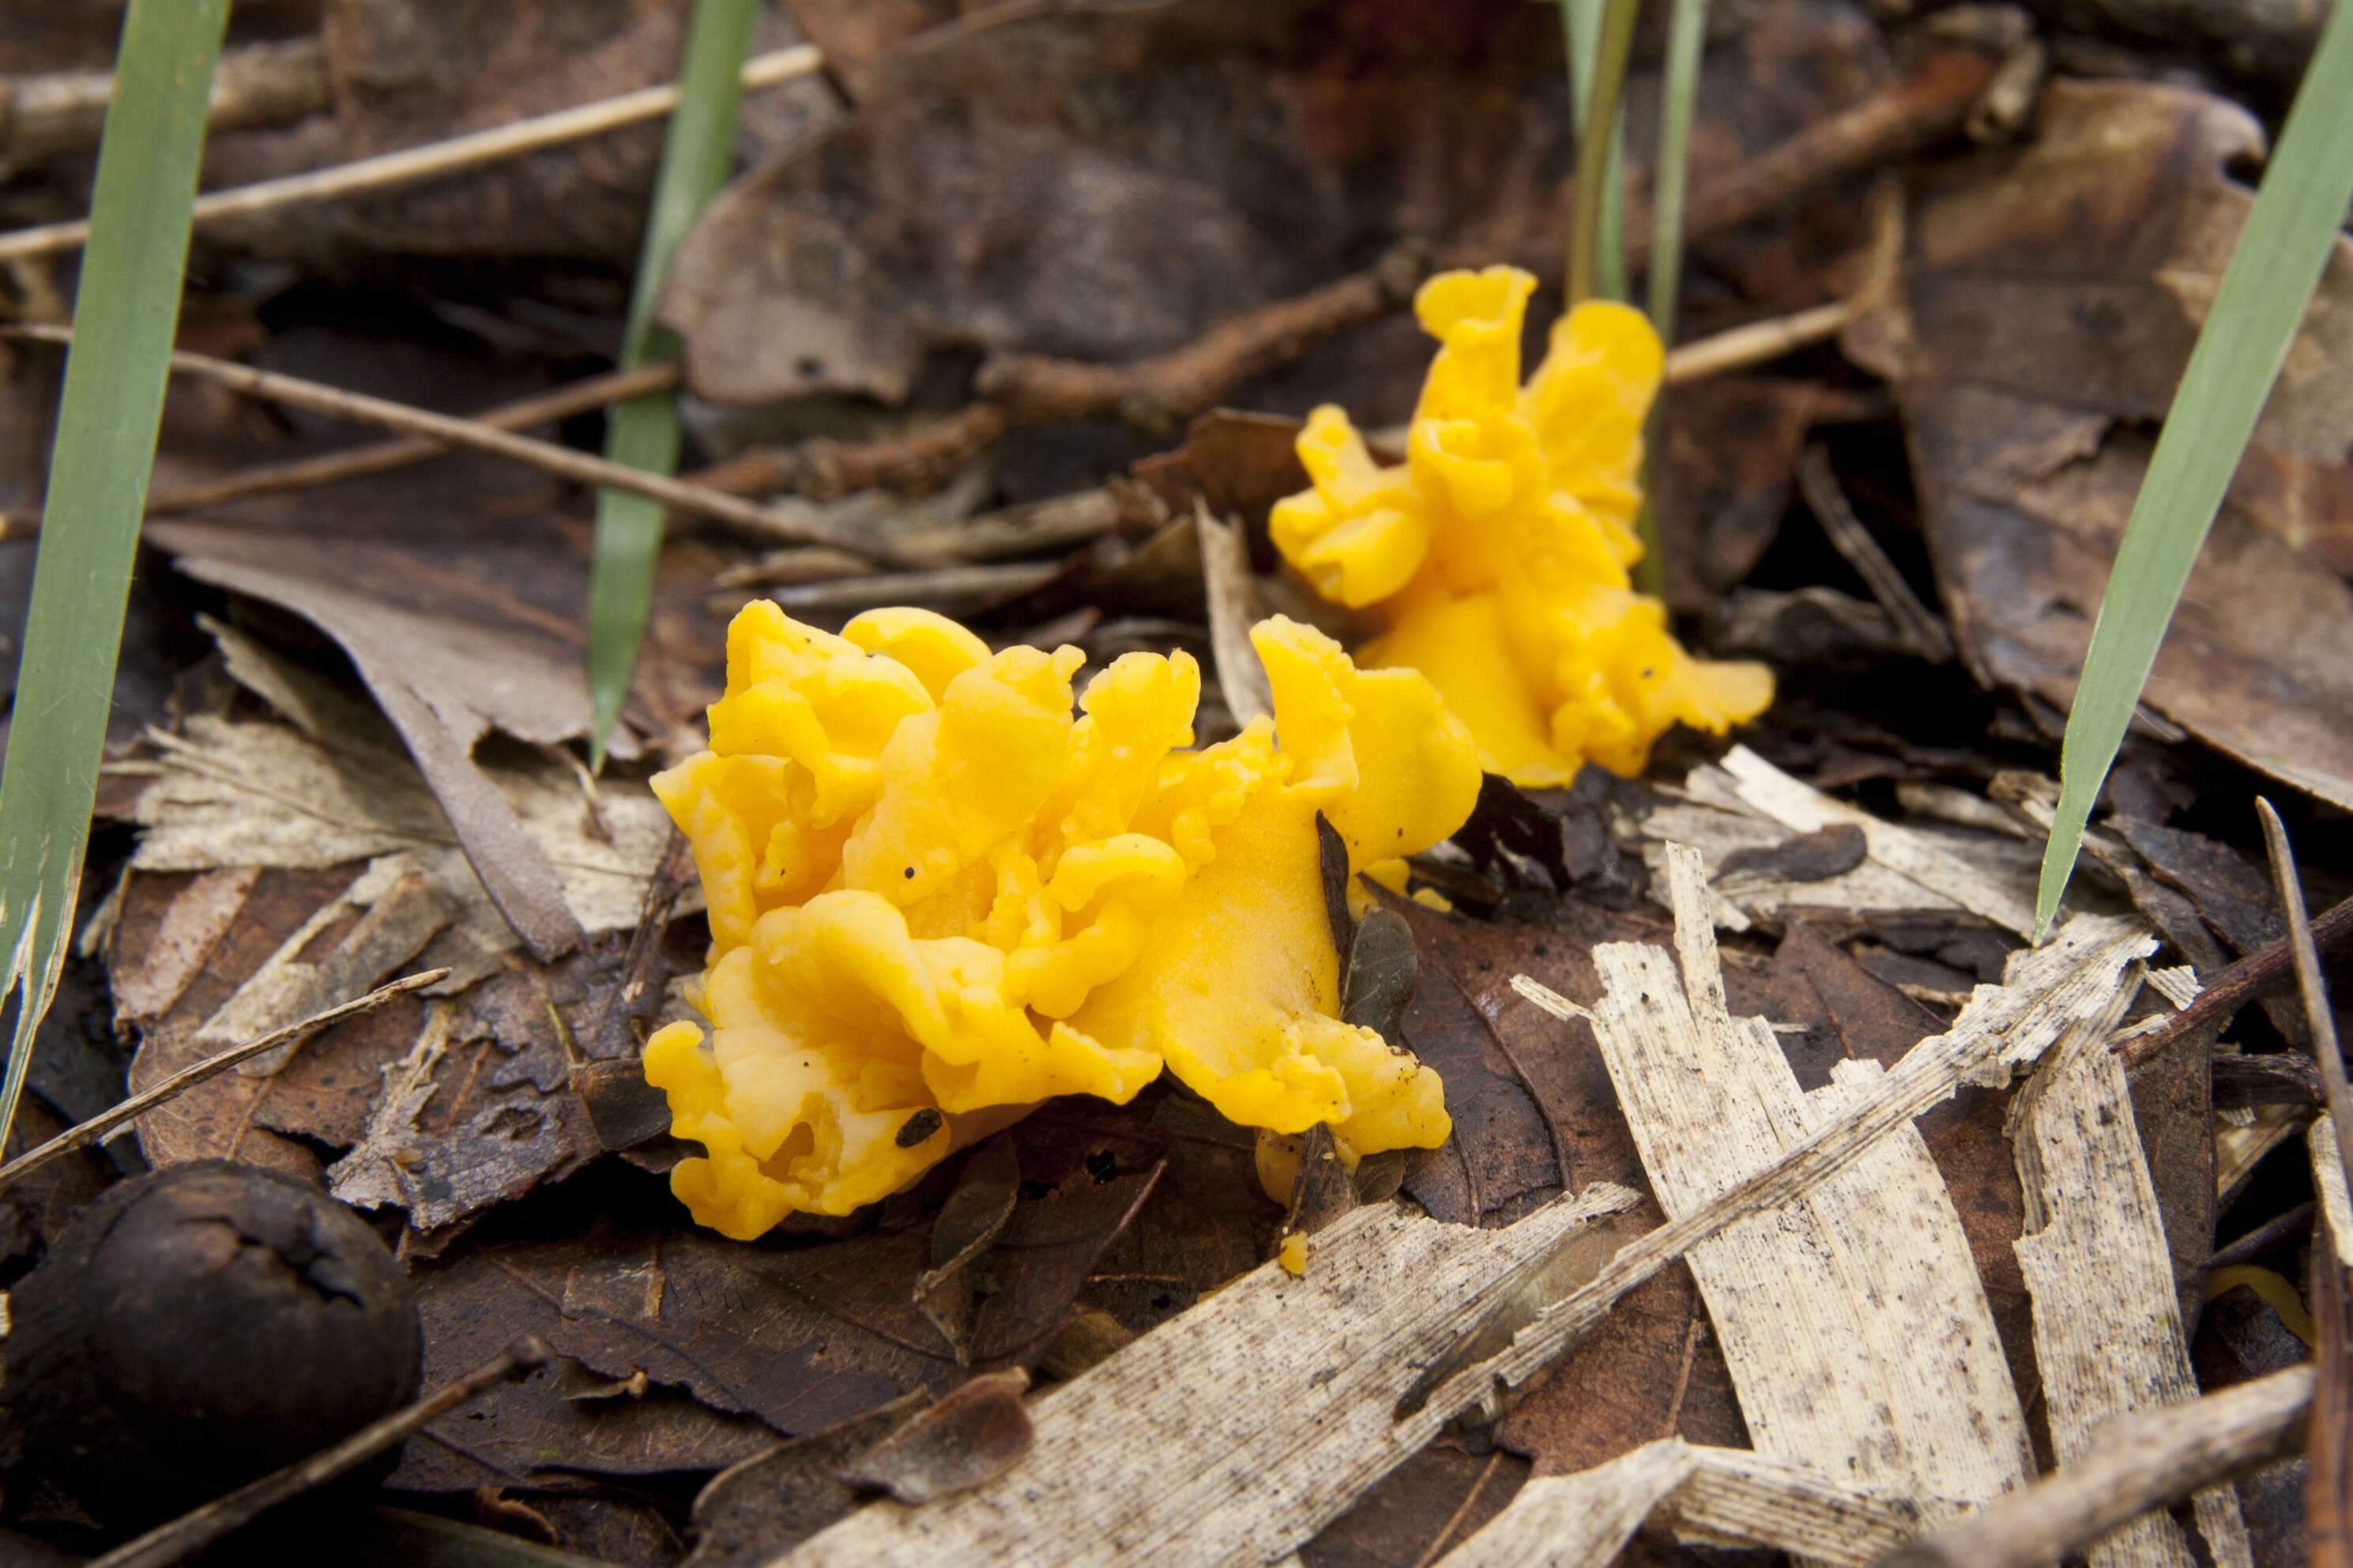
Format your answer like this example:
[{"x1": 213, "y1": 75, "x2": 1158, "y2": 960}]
[{"x1": 2117, "y1": 889, "x2": 2353, "y2": 1072}]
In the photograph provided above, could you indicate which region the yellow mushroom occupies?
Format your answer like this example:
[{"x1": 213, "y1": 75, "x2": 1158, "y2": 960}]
[
  {"x1": 642, "y1": 603, "x2": 1480, "y2": 1238},
  {"x1": 1269, "y1": 265, "x2": 1772, "y2": 785}
]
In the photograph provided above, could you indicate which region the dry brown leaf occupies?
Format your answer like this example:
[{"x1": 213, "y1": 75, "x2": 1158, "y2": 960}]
[
  {"x1": 130, "y1": 599, "x2": 677, "y2": 968},
  {"x1": 200, "y1": 0, "x2": 836, "y2": 265},
  {"x1": 1848, "y1": 78, "x2": 2353, "y2": 811},
  {"x1": 390, "y1": 1146, "x2": 1158, "y2": 1492},
  {"x1": 1650, "y1": 378, "x2": 1852, "y2": 616},
  {"x1": 663, "y1": 0, "x2": 1892, "y2": 407}
]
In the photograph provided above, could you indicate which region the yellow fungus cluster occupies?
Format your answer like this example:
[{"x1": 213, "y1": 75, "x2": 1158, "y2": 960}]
[
  {"x1": 642, "y1": 601, "x2": 1481, "y2": 1239},
  {"x1": 1270, "y1": 265, "x2": 1772, "y2": 785}
]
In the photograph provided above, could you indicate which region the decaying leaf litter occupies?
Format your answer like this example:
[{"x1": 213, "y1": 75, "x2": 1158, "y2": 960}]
[{"x1": 1, "y1": 1, "x2": 2351, "y2": 1564}]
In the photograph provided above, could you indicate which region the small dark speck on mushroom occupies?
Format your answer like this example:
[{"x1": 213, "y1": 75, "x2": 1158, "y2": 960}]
[
  {"x1": 905, "y1": 866, "x2": 917, "y2": 878},
  {"x1": 897, "y1": 1108, "x2": 945, "y2": 1147}
]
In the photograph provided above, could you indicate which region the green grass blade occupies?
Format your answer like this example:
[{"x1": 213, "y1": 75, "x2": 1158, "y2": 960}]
[
  {"x1": 586, "y1": 0, "x2": 760, "y2": 765},
  {"x1": 1646, "y1": 0, "x2": 1707, "y2": 343},
  {"x1": 1630, "y1": 0, "x2": 1708, "y2": 599},
  {"x1": 2035, "y1": 1, "x2": 2353, "y2": 938},
  {"x1": 1561, "y1": 0, "x2": 1631, "y2": 303},
  {"x1": 0, "y1": 0, "x2": 230, "y2": 1149}
]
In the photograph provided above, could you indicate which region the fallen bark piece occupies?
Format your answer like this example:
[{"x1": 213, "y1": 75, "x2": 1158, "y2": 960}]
[
  {"x1": 1440, "y1": 1438, "x2": 1922, "y2": 1568},
  {"x1": 2012, "y1": 974, "x2": 2253, "y2": 1568},
  {"x1": 2313, "y1": 1115, "x2": 2353, "y2": 1269},
  {"x1": 1879, "y1": 1365, "x2": 2313, "y2": 1568},
  {"x1": 780, "y1": 1184, "x2": 1640, "y2": 1565},
  {"x1": 1578, "y1": 844, "x2": 2031, "y2": 1508},
  {"x1": 1429, "y1": 908, "x2": 2153, "y2": 1434}
]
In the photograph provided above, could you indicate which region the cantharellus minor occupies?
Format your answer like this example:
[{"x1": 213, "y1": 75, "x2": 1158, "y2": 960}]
[
  {"x1": 1269, "y1": 265, "x2": 1772, "y2": 786},
  {"x1": 641, "y1": 602, "x2": 1481, "y2": 1239}
]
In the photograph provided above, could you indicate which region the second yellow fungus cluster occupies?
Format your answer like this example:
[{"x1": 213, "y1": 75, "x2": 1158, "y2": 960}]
[
  {"x1": 642, "y1": 603, "x2": 1479, "y2": 1239},
  {"x1": 1270, "y1": 266, "x2": 1771, "y2": 785}
]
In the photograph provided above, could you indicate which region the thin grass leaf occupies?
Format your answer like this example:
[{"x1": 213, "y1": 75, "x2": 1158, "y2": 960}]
[
  {"x1": 1646, "y1": 0, "x2": 1707, "y2": 344},
  {"x1": 1628, "y1": 0, "x2": 1708, "y2": 598},
  {"x1": 585, "y1": 0, "x2": 760, "y2": 765},
  {"x1": 2035, "y1": 2, "x2": 2353, "y2": 938},
  {"x1": 1561, "y1": 0, "x2": 1631, "y2": 303},
  {"x1": 0, "y1": 0, "x2": 230, "y2": 1152}
]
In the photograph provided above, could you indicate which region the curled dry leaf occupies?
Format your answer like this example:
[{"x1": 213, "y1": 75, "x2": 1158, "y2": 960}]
[
  {"x1": 1847, "y1": 78, "x2": 2353, "y2": 811},
  {"x1": 684, "y1": 1396, "x2": 929, "y2": 1568},
  {"x1": 836, "y1": 1369, "x2": 1034, "y2": 1505},
  {"x1": 130, "y1": 604, "x2": 679, "y2": 969},
  {"x1": 145, "y1": 523, "x2": 656, "y2": 958}
]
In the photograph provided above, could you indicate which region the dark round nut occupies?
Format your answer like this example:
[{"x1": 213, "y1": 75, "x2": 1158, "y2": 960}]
[{"x1": 1, "y1": 1160, "x2": 420, "y2": 1533}]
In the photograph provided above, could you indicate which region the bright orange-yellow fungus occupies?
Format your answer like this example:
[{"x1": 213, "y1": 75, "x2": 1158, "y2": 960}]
[
  {"x1": 642, "y1": 602, "x2": 1481, "y2": 1239},
  {"x1": 1270, "y1": 265, "x2": 1772, "y2": 785}
]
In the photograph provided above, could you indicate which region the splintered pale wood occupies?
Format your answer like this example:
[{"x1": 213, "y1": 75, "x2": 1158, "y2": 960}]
[
  {"x1": 2012, "y1": 980, "x2": 2253, "y2": 1568},
  {"x1": 1469, "y1": 908, "x2": 2154, "y2": 1440},
  {"x1": 781, "y1": 1185, "x2": 1640, "y2": 1566},
  {"x1": 2313, "y1": 1115, "x2": 2353, "y2": 1269},
  {"x1": 1887, "y1": 1366, "x2": 2313, "y2": 1568},
  {"x1": 1583, "y1": 844, "x2": 2031, "y2": 1509},
  {"x1": 1715, "y1": 745, "x2": 2039, "y2": 935},
  {"x1": 1441, "y1": 1438, "x2": 1922, "y2": 1568}
]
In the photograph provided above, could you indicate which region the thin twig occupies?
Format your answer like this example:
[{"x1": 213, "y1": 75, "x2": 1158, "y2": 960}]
[
  {"x1": 739, "y1": 559, "x2": 1064, "y2": 614},
  {"x1": 2206, "y1": 1198, "x2": 2316, "y2": 1270},
  {"x1": 0, "y1": 324, "x2": 908, "y2": 562},
  {"x1": 0, "y1": 46, "x2": 824, "y2": 264},
  {"x1": 2255, "y1": 798, "x2": 2353, "y2": 1208},
  {"x1": 0, "y1": 968, "x2": 449, "y2": 1194},
  {"x1": 1876, "y1": 1364, "x2": 2314, "y2": 1568},
  {"x1": 1408, "y1": 1450, "x2": 1504, "y2": 1568},
  {"x1": 1796, "y1": 442, "x2": 1952, "y2": 660},
  {"x1": 88, "y1": 1337, "x2": 552, "y2": 1568},
  {"x1": 2118, "y1": 891, "x2": 2353, "y2": 1071},
  {"x1": 0, "y1": 362, "x2": 682, "y2": 538},
  {"x1": 1666, "y1": 300, "x2": 1852, "y2": 383}
]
